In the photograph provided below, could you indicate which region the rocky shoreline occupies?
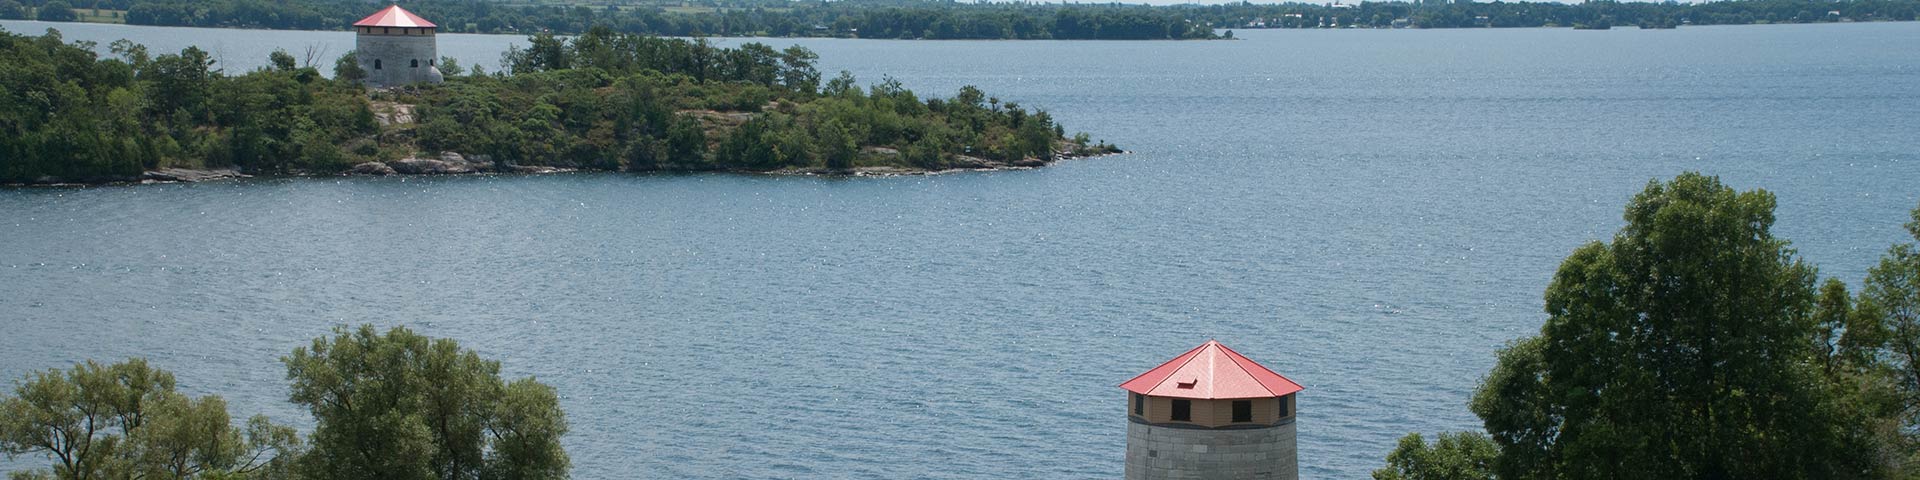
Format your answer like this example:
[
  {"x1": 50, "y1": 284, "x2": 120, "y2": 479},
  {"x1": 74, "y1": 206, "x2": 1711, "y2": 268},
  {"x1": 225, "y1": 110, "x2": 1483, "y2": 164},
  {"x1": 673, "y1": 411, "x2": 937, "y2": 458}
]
[{"x1": 5, "y1": 147, "x2": 1124, "y2": 187}]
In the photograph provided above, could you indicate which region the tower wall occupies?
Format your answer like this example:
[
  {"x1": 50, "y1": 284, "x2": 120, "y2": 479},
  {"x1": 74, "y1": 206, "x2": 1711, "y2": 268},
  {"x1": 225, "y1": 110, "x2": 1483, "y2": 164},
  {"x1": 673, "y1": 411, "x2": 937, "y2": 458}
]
[
  {"x1": 1124, "y1": 419, "x2": 1297, "y2": 480},
  {"x1": 356, "y1": 29, "x2": 442, "y2": 88}
]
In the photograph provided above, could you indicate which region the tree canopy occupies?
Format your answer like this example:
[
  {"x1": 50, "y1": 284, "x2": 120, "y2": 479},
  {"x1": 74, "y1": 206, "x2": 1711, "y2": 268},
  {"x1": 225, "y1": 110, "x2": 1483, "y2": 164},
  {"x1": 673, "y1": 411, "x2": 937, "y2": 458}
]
[
  {"x1": 1372, "y1": 432, "x2": 1498, "y2": 480},
  {"x1": 1379, "y1": 175, "x2": 1920, "y2": 479},
  {"x1": 2, "y1": 327, "x2": 570, "y2": 480},
  {"x1": 0, "y1": 28, "x2": 1108, "y2": 183},
  {"x1": 1468, "y1": 173, "x2": 1878, "y2": 478},
  {"x1": 284, "y1": 325, "x2": 569, "y2": 480},
  {"x1": 0, "y1": 359, "x2": 302, "y2": 480}
]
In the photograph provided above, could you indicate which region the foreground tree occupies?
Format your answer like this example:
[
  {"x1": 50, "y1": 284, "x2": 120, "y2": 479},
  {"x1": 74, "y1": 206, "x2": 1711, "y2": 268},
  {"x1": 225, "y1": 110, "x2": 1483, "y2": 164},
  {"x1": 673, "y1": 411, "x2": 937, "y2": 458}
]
[
  {"x1": 1854, "y1": 202, "x2": 1920, "y2": 472},
  {"x1": 0, "y1": 359, "x2": 301, "y2": 480},
  {"x1": 285, "y1": 325, "x2": 568, "y2": 480},
  {"x1": 1469, "y1": 173, "x2": 1881, "y2": 479},
  {"x1": 1372, "y1": 432, "x2": 1498, "y2": 480}
]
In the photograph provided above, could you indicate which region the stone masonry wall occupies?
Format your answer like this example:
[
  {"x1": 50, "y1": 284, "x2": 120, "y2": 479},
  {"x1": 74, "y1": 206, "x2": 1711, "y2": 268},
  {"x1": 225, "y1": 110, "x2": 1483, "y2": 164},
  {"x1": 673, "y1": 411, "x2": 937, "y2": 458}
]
[
  {"x1": 1124, "y1": 420, "x2": 1297, "y2": 480},
  {"x1": 356, "y1": 33, "x2": 442, "y2": 88}
]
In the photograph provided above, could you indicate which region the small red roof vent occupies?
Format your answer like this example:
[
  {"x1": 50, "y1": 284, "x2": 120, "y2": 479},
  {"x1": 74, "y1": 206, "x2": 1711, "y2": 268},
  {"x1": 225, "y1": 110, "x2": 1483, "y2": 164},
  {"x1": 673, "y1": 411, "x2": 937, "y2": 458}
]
[
  {"x1": 354, "y1": 5, "x2": 437, "y2": 28},
  {"x1": 1119, "y1": 340, "x2": 1302, "y2": 400}
]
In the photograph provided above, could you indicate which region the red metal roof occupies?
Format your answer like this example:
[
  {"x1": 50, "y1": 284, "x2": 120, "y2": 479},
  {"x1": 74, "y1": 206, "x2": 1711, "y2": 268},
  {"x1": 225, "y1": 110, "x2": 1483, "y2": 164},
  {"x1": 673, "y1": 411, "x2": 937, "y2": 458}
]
[
  {"x1": 353, "y1": 5, "x2": 436, "y2": 28},
  {"x1": 1119, "y1": 340, "x2": 1302, "y2": 399}
]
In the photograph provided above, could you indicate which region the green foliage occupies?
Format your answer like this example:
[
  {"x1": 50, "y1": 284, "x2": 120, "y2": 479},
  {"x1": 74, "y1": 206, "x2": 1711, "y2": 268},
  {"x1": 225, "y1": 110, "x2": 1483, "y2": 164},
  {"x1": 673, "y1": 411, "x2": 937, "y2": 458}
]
[
  {"x1": 2, "y1": 28, "x2": 1089, "y2": 181},
  {"x1": 0, "y1": 359, "x2": 301, "y2": 480},
  {"x1": 437, "y1": 56, "x2": 462, "y2": 77},
  {"x1": 409, "y1": 30, "x2": 1073, "y2": 173},
  {"x1": 283, "y1": 325, "x2": 568, "y2": 480},
  {"x1": 115, "y1": 0, "x2": 1223, "y2": 39},
  {"x1": 1373, "y1": 432, "x2": 1498, "y2": 480},
  {"x1": 0, "y1": 29, "x2": 380, "y2": 183},
  {"x1": 1187, "y1": 0, "x2": 1919, "y2": 29},
  {"x1": 0, "y1": 0, "x2": 27, "y2": 20},
  {"x1": 332, "y1": 50, "x2": 364, "y2": 84},
  {"x1": 1469, "y1": 173, "x2": 1883, "y2": 479},
  {"x1": 35, "y1": 0, "x2": 74, "y2": 21},
  {"x1": 100, "y1": 0, "x2": 1920, "y2": 38},
  {"x1": 1853, "y1": 201, "x2": 1920, "y2": 473},
  {"x1": 268, "y1": 49, "x2": 296, "y2": 71}
]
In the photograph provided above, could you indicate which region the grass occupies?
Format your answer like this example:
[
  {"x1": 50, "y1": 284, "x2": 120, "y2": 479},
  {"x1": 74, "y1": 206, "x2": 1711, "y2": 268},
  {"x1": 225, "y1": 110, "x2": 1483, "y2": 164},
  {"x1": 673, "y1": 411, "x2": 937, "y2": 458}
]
[{"x1": 78, "y1": 8, "x2": 127, "y2": 24}]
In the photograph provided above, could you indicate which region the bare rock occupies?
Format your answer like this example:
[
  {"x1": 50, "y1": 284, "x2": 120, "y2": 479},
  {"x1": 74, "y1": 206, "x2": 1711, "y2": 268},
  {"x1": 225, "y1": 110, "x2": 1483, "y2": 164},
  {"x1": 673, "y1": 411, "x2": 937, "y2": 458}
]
[
  {"x1": 371, "y1": 102, "x2": 416, "y2": 126},
  {"x1": 350, "y1": 162, "x2": 397, "y2": 175},
  {"x1": 949, "y1": 155, "x2": 993, "y2": 169},
  {"x1": 389, "y1": 157, "x2": 474, "y2": 175},
  {"x1": 141, "y1": 168, "x2": 248, "y2": 183}
]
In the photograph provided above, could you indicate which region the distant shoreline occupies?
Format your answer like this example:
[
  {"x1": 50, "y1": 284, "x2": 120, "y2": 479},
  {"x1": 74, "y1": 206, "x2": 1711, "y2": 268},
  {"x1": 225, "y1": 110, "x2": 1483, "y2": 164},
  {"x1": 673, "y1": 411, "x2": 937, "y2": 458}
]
[
  {"x1": 1, "y1": 149, "x2": 1127, "y2": 188},
  {"x1": 7, "y1": 17, "x2": 1914, "y2": 41}
]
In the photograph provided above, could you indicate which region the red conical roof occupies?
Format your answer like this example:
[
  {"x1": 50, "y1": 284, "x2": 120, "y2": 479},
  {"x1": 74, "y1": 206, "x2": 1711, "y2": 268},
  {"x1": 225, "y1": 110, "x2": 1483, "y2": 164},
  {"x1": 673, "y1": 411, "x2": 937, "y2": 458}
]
[
  {"x1": 354, "y1": 5, "x2": 436, "y2": 28},
  {"x1": 1119, "y1": 340, "x2": 1302, "y2": 400}
]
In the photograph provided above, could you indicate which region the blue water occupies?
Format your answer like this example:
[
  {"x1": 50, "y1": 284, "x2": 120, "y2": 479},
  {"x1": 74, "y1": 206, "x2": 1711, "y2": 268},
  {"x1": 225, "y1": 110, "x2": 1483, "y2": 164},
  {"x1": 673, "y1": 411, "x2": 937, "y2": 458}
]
[{"x1": 3, "y1": 21, "x2": 1918, "y2": 478}]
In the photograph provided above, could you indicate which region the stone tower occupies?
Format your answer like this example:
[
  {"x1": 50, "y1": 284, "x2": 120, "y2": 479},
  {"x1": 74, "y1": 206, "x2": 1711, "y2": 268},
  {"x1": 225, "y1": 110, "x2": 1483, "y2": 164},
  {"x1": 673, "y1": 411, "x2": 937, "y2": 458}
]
[
  {"x1": 353, "y1": 5, "x2": 443, "y2": 88},
  {"x1": 1120, "y1": 340, "x2": 1301, "y2": 480}
]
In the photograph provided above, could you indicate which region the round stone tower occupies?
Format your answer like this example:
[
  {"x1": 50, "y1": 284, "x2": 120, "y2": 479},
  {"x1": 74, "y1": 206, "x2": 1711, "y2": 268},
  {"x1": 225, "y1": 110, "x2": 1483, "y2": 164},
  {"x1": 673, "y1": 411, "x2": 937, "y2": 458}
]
[
  {"x1": 353, "y1": 5, "x2": 443, "y2": 88},
  {"x1": 1120, "y1": 340, "x2": 1301, "y2": 480}
]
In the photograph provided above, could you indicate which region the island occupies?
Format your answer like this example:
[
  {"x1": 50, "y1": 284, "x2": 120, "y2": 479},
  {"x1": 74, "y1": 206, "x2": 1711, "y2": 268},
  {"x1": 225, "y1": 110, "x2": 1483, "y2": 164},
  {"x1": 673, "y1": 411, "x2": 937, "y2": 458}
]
[{"x1": 0, "y1": 27, "x2": 1121, "y2": 185}]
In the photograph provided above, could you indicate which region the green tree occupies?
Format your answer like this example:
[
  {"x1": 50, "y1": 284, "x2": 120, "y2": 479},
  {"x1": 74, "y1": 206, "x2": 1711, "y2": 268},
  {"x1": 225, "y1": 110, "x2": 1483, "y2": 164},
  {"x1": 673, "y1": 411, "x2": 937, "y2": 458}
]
[
  {"x1": 1373, "y1": 432, "x2": 1498, "y2": 480},
  {"x1": 268, "y1": 49, "x2": 296, "y2": 72},
  {"x1": 333, "y1": 51, "x2": 365, "y2": 84},
  {"x1": 143, "y1": 46, "x2": 214, "y2": 118},
  {"x1": 1856, "y1": 201, "x2": 1920, "y2": 468},
  {"x1": 1470, "y1": 173, "x2": 1880, "y2": 479},
  {"x1": 35, "y1": 0, "x2": 75, "y2": 21},
  {"x1": 284, "y1": 325, "x2": 568, "y2": 480},
  {"x1": 438, "y1": 56, "x2": 463, "y2": 77},
  {"x1": 0, "y1": 0, "x2": 26, "y2": 20},
  {"x1": 778, "y1": 45, "x2": 819, "y2": 93},
  {"x1": 818, "y1": 120, "x2": 857, "y2": 170},
  {"x1": 0, "y1": 359, "x2": 301, "y2": 480}
]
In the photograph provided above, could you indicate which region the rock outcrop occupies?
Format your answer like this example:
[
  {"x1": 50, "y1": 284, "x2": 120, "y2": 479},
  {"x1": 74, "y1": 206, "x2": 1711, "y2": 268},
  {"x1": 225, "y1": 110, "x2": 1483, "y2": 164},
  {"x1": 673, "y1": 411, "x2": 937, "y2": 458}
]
[{"x1": 141, "y1": 168, "x2": 249, "y2": 183}]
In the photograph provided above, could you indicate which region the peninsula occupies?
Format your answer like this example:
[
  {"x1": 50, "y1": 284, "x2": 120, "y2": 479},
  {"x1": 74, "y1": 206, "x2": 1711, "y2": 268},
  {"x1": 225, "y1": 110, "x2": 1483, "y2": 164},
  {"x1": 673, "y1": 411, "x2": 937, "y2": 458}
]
[{"x1": 0, "y1": 25, "x2": 1120, "y2": 185}]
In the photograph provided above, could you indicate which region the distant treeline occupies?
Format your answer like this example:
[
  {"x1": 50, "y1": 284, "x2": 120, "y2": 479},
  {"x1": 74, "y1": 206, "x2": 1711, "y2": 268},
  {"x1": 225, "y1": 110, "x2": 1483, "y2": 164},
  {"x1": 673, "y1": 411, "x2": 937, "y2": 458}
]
[
  {"x1": 4, "y1": 0, "x2": 1918, "y2": 38},
  {"x1": 4, "y1": 0, "x2": 1221, "y2": 39},
  {"x1": 1189, "y1": 0, "x2": 1920, "y2": 29},
  {"x1": 0, "y1": 26, "x2": 1108, "y2": 183}
]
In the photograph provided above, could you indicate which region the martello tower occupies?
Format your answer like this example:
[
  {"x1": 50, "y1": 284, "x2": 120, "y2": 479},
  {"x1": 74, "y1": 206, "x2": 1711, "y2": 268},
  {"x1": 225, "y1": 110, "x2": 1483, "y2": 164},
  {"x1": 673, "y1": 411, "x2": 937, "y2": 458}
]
[
  {"x1": 1121, "y1": 340, "x2": 1301, "y2": 480},
  {"x1": 353, "y1": 5, "x2": 444, "y2": 88}
]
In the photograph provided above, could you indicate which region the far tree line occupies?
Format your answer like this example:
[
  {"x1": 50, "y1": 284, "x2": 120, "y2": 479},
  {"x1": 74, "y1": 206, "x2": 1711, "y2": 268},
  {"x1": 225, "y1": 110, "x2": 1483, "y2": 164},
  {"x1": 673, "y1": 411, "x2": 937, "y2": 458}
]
[
  {"x1": 0, "y1": 325, "x2": 567, "y2": 480},
  {"x1": 4, "y1": 0, "x2": 1915, "y2": 39},
  {"x1": 2, "y1": 0, "x2": 1222, "y2": 39},
  {"x1": 1376, "y1": 174, "x2": 1920, "y2": 480}
]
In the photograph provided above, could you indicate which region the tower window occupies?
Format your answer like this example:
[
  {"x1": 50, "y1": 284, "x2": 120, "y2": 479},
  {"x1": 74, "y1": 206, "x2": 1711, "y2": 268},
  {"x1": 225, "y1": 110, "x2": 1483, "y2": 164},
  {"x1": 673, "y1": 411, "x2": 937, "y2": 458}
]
[
  {"x1": 1132, "y1": 393, "x2": 1144, "y2": 416},
  {"x1": 1171, "y1": 399, "x2": 1191, "y2": 422},
  {"x1": 429, "y1": 59, "x2": 435, "y2": 67},
  {"x1": 411, "y1": 59, "x2": 419, "y2": 68},
  {"x1": 1278, "y1": 395, "x2": 1290, "y2": 418},
  {"x1": 374, "y1": 59, "x2": 382, "y2": 70},
  {"x1": 1232, "y1": 400, "x2": 1252, "y2": 423}
]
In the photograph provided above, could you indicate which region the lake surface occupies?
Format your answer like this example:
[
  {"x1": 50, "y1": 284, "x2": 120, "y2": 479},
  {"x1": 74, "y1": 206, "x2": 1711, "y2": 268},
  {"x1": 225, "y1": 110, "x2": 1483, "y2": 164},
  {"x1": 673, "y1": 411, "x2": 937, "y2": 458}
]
[{"x1": 3, "y1": 20, "x2": 1919, "y2": 478}]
